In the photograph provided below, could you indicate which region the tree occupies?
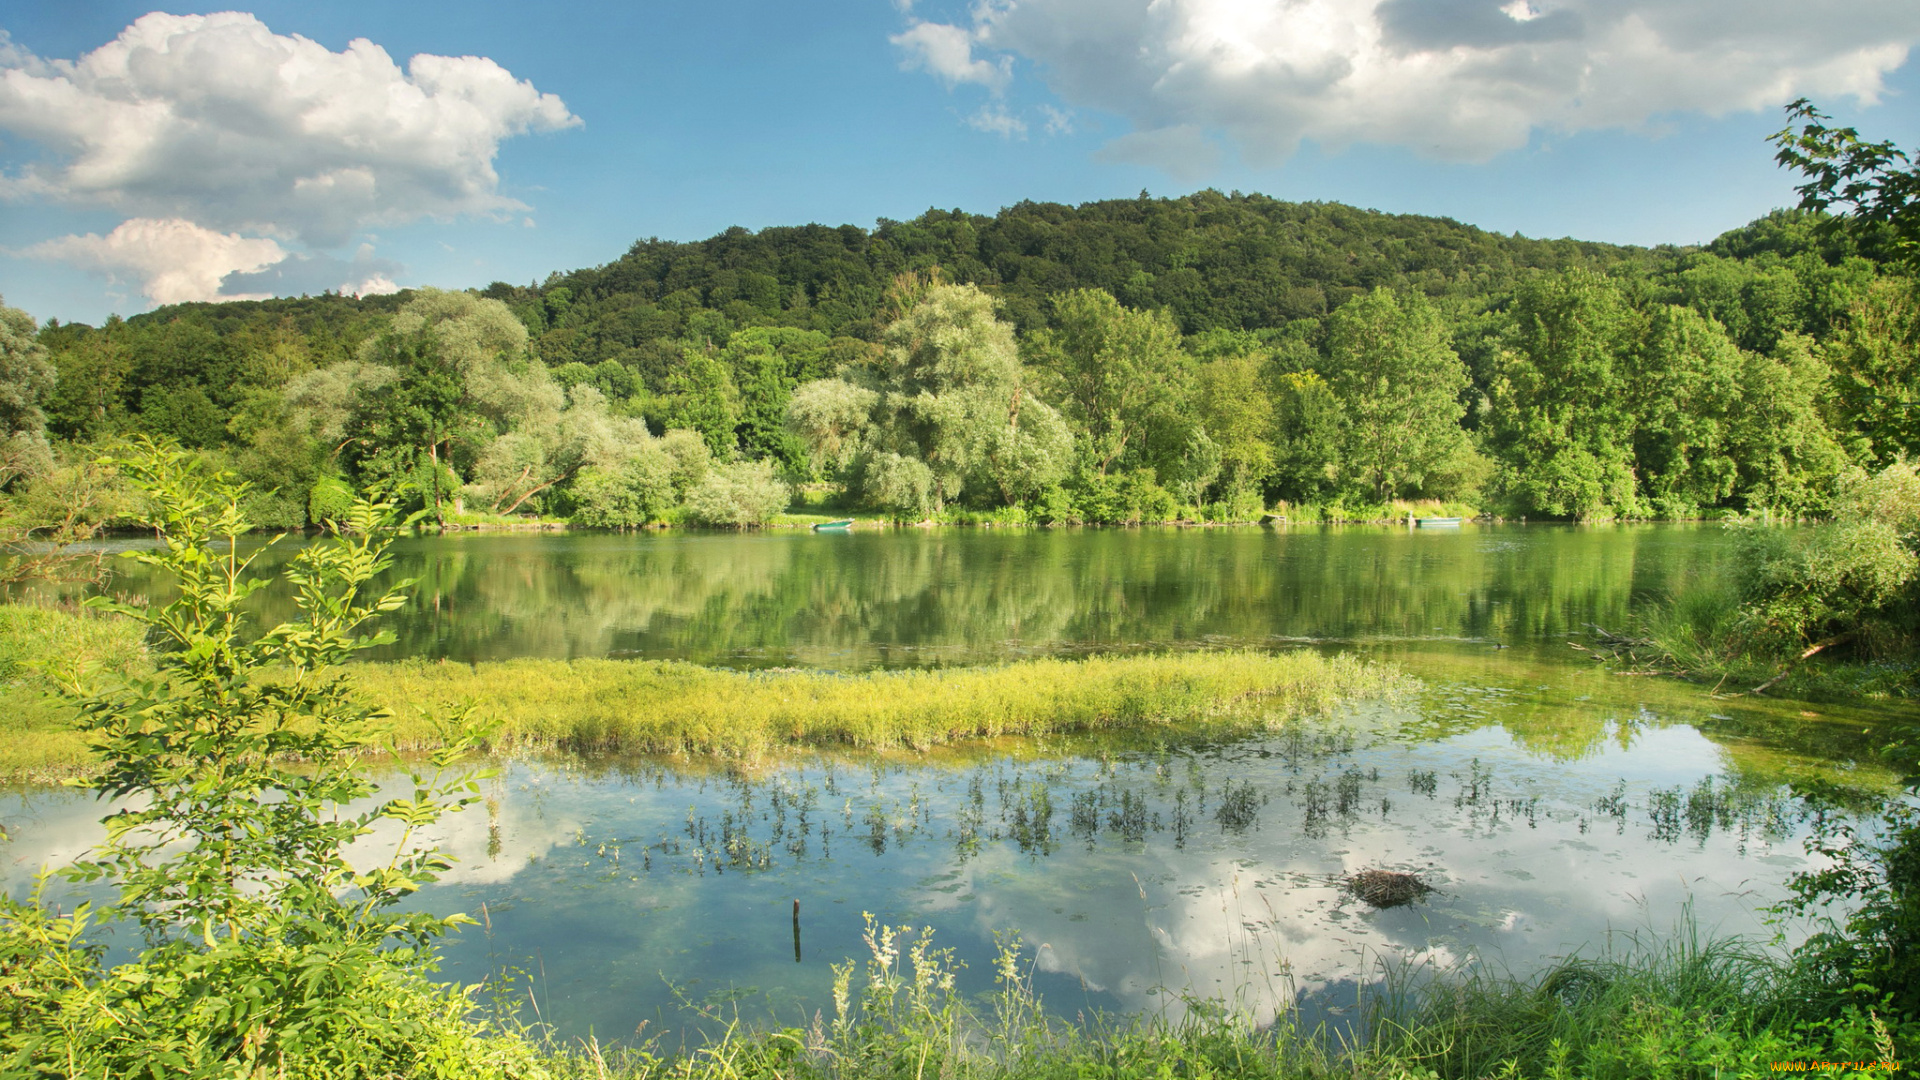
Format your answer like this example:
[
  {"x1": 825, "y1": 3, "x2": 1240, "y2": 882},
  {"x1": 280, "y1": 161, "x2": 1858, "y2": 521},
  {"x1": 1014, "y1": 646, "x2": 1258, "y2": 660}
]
[
  {"x1": 665, "y1": 351, "x2": 743, "y2": 458},
  {"x1": 1489, "y1": 271, "x2": 1643, "y2": 518},
  {"x1": 1269, "y1": 370, "x2": 1342, "y2": 502},
  {"x1": 381, "y1": 288, "x2": 561, "y2": 432},
  {"x1": 1195, "y1": 353, "x2": 1275, "y2": 503},
  {"x1": 682, "y1": 460, "x2": 790, "y2": 526},
  {"x1": 1629, "y1": 305, "x2": 1744, "y2": 516},
  {"x1": 330, "y1": 289, "x2": 565, "y2": 520},
  {"x1": 1771, "y1": 98, "x2": 1920, "y2": 264},
  {"x1": 21, "y1": 443, "x2": 492, "y2": 1073},
  {"x1": 802, "y1": 283, "x2": 1073, "y2": 515},
  {"x1": 787, "y1": 378, "x2": 879, "y2": 480},
  {"x1": 1823, "y1": 277, "x2": 1920, "y2": 463},
  {"x1": 1031, "y1": 289, "x2": 1189, "y2": 475},
  {"x1": 41, "y1": 320, "x2": 132, "y2": 443},
  {"x1": 1727, "y1": 334, "x2": 1847, "y2": 513},
  {"x1": 1321, "y1": 287, "x2": 1477, "y2": 501},
  {"x1": 349, "y1": 331, "x2": 465, "y2": 519},
  {"x1": 0, "y1": 297, "x2": 54, "y2": 442}
]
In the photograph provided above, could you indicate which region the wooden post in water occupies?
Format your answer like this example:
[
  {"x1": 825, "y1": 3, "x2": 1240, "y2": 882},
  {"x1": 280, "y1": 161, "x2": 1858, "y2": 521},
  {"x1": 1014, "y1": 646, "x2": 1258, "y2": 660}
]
[{"x1": 792, "y1": 898, "x2": 802, "y2": 963}]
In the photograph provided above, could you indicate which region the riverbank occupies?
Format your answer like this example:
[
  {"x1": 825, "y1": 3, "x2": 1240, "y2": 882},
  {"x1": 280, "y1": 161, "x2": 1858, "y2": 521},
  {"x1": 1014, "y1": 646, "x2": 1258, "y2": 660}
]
[
  {"x1": 9, "y1": 901, "x2": 1908, "y2": 1078},
  {"x1": 524, "y1": 925, "x2": 1911, "y2": 1078},
  {"x1": 0, "y1": 602, "x2": 1403, "y2": 778}
]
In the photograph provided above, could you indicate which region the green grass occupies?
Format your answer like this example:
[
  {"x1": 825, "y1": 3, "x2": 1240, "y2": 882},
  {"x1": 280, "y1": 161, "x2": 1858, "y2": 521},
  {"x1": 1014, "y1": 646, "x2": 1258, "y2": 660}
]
[
  {"x1": 1631, "y1": 580, "x2": 1920, "y2": 699},
  {"x1": 0, "y1": 601, "x2": 1403, "y2": 776},
  {"x1": 359, "y1": 649, "x2": 1405, "y2": 759},
  {"x1": 0, "y1": 601, "x2": 147, "y2": 781}
]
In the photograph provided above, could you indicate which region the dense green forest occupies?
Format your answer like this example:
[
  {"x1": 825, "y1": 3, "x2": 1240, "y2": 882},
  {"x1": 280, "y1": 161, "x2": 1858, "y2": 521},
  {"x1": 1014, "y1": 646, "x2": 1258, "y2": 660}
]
[{"x1": 3, "y1": 187, "x2": 1916, "y2": 532}]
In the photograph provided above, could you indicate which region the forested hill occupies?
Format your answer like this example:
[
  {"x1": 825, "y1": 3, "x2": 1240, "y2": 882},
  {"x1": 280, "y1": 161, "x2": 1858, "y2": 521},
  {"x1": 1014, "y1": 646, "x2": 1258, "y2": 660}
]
[
  {"x1": 100, "y1": 192, "x2": 1667, "y2": 388},
  {"x1": 10, "y1": 189, "x2": 1902, "y2": 530},
  {"x1": 521, "y1": 192, "x2": 1660, "y2": 349}
]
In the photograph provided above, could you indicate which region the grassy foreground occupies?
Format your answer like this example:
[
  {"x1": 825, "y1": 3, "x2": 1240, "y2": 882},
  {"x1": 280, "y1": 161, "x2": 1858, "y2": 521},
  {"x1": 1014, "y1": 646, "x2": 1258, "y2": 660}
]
[
  {"x1": 530, "y1": 927, "x2": 1913, "y2": 1080},
  {"x1": 0, "y1": 601, "x2": 1401, "y2": 777}
]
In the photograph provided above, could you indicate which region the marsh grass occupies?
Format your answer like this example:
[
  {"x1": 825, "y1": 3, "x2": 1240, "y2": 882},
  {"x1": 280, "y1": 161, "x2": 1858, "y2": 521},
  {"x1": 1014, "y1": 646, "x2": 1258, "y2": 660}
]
[
  {"x1": 359, "y1": 650, "x2": 1406, "y2": 759},
  {"x1": 0, "y1": 601, "x2": 1403, "y2": 777},
  {"x1": 1635, "y1": 577, "x2": 1920, "y2": 698},
  {"x1": 0, "y1": 599, "x2": 146, "y2": 689},
  {"x1": 1370, "y1": 923, "x2": 1909, "y2": 1079},
  {"x1": 0, "y1": 601, "x2": 147, "y2": 780}
]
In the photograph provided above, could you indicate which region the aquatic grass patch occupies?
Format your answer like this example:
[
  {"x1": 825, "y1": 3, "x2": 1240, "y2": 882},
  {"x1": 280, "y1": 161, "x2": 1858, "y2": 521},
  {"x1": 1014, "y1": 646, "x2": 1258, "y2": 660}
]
[
  {"x1": 0, "y1": 601, "x2": 148, "y2": 780},
  {"x1": 0, "y1": 636, "x2": 1401, "y2": 779},
  {"x1": 0, "y1": 600, "x2": 146, "y2": 690},
  {"x1": 357, "y1": 650, "x2": 1405, "y2": 759}
]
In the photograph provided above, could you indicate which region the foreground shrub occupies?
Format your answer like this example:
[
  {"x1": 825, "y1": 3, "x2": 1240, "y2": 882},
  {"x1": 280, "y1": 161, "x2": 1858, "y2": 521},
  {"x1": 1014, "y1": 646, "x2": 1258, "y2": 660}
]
[{"x1": 1, "y1": 441, "x2": 497, "y2": 1078}]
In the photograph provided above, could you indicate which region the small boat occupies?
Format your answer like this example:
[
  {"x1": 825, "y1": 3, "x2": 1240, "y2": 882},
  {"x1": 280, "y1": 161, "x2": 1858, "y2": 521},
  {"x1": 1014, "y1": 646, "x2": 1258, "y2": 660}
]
[
  {"x1": 812, "y1": 518, "x2": 854, "y2": 531},
  {"x1": 1416, "y1": 517, "x2": 1462, "y2": 528}
]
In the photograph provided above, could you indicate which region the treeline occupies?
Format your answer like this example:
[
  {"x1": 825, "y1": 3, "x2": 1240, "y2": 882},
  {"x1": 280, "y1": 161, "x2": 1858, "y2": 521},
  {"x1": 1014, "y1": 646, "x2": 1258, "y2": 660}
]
[{"x1": 4, "y1": 191, "x2": 1916, "y2": 528}]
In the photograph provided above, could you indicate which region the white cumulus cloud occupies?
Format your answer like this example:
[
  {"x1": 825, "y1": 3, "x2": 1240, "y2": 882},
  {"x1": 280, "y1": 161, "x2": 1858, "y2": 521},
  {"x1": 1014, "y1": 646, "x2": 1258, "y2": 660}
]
[
  {"x1": 891, "y1": 20, "x2": 1012, "y2": 91},
  {"x1": 28, "y1": 218, "x2": 286, "y2": 306},
  {"x1": 903, "y1": 0, "x2": 1919, "y2": 174},
  {"x1": 0, "y1": 12, "x2": 578, "y2": 305}
]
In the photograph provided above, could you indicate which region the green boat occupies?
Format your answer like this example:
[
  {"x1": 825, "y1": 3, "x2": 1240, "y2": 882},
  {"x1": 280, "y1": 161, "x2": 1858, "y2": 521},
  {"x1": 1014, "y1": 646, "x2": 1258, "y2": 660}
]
[
  {"x1": 1416, "y1": 517, "x2": 1462, "y2": 527},
  {"x1": 813, "y1": 519, "x2": 854, "y2": 531}
]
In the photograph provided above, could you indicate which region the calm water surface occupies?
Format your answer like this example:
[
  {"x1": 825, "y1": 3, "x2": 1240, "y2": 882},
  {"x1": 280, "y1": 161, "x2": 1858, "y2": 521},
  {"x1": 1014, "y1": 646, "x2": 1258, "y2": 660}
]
[{"x1": 5, "y1": 524, "x2": 1910, "y2": 1042}]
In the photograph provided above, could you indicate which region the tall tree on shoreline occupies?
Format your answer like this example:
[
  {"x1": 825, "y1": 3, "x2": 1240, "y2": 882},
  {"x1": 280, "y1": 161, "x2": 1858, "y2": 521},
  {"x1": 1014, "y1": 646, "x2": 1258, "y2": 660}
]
[
  {"x1": 1030, "y1": 289, "x2": 1190, "y2": 477},
  {"x1": 1321, "y1": 287, "x2": 1478, "y2": 502}
]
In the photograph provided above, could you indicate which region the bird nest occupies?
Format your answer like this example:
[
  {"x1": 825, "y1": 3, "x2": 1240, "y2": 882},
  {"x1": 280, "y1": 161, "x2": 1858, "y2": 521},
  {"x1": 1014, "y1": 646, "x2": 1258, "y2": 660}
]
[{"x1": 1345, "y1": 869, "x2": 1432, "y2": 909}]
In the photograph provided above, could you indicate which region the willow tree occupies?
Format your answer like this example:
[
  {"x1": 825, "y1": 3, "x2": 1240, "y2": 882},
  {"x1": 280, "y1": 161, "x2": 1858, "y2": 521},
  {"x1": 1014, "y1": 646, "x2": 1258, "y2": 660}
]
[
  {"x1": 0, "y1": 297, "x2": 54, "y2": 446},
  {"x1": 789, "y1": 284, "x2": 1071, "y2": 517},
  {"x1": 301, "y1": 289, "x2": 565, "y2": 520}
]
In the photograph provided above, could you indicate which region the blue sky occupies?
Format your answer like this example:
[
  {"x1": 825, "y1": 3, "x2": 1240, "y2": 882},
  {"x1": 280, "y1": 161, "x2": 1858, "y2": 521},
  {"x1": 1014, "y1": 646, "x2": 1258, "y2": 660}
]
[{"x1": 3, "y1": 1, "x2": 1916, "y2": 325}]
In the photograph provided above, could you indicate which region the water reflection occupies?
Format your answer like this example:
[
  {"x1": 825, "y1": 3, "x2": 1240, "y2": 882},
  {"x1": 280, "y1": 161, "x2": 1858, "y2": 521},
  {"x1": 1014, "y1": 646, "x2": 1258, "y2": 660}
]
[
  {"x1": 4, "y1": 523, "x2": 1907, "y2": 1046},
  {"x1": 28, "y1": 524, "x2": 1732, "y2": 670},
  {"x1": 3, "y1": 696, "x2": 1851, "y2": 1045},
  {"x1": 410, "y1": 707, "x2": 1825, "y2": 1041}
]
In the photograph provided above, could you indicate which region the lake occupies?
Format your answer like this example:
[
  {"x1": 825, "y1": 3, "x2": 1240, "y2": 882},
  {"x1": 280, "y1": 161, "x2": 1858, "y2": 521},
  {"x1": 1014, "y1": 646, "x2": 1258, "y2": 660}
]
[{"x1": 2, "y1": 523, "x2": 1906, "y2": 1043}]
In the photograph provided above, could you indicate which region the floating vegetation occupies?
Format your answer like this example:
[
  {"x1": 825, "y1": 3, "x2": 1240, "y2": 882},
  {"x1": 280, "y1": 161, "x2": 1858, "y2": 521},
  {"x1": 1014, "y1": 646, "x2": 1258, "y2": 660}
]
[
  {"x1": 1300, "y1": 777, "x2": 1332, "y2": 835},
  {"x1": 1007, "y1": 783, "x2": 1056, "y2": 856},
  {"x1": 1455, "y1": 758, "x2": 1494, "y2": 808},
  {"x1": 1334, "y1": 770, "x2": 1365, "y2": 816},
  {"x1": 1214, "y1": 778, "x2": 1263, "y2": 833},
  {"x1": 1346, "y1": 869, "x2": 1433, "y2": 908},
  {"x1": 538, "y1": 728, "x2": 1822, "y2": 887}
]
